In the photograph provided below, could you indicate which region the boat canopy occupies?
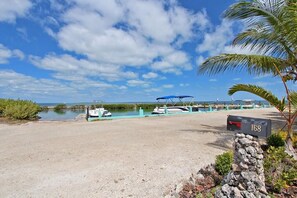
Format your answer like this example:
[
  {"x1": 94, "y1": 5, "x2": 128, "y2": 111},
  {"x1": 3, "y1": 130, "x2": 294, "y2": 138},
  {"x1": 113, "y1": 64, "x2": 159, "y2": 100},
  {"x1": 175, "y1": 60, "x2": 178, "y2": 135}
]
[
  {"x1": 177, "y1": 95, "x2": 194, "y2": 99},
  {"x1": 156, "y1": 95, "x2": 193, "y2": 100},
  {"x1": 156, "y1": 95, "x2": 194, "y2": 105},
  {"x1": 156, "y1": 95, "x2": 178, "y2": 100}
]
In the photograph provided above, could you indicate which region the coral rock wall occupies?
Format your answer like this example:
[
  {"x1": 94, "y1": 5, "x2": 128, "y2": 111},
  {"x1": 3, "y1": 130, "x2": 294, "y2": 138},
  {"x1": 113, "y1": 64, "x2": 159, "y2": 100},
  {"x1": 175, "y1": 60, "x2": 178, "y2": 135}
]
[{"x1": 215, "y1": 133, "x2": 268, "y2": 198}]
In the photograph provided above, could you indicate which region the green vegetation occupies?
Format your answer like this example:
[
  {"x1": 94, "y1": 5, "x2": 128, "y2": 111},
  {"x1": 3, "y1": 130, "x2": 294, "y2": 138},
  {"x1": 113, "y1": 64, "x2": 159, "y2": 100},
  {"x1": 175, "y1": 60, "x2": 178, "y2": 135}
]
[
  {"x1": 267, "y1": 133, "x2": 285, "y2": 148},
  {"x1": 0, "y1": 99, "x2": 10, "y2": 115},
  {"x1": 278, "y1": 130, "x2": 297, "y2": 148},
  {"x1": 69, "y1": 105, "x2": 85, "y2": 110},
  {"x1": 199, "y1": 0, "x2": 297, "y2": 158},
  {"x1": 0, "y1": 98, "x2": 40, "y2": 120},
  {"x1": 40, "y1": 106, "x2": 49, "y2": 112},
  {"x1": 91, "y1": 103, "x2": 157, "y2": 111},
  {"x1": 215, "y1": 151, "x2": 233, "y2": 176},
  {"x1": 264, "y1": 146, "x2": 297, "y2": 192},
  {"x1": 53, "y1": 104, "x2": 67, "y2": 111}
]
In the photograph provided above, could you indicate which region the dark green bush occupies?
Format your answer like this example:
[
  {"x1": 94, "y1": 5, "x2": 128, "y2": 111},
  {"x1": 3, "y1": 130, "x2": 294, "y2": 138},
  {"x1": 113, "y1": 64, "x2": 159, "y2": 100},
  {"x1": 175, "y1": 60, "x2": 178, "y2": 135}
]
[
  {"x1": 54, "y1": 104, "x2": 67, "y2": 111},
  {"x1": 69, "y1": 105, "x2": 85, "y2": 110},
  {"x1": 3, "y1": 99, "x2": 40, "y2": 120},
  {"x1": 267, "y1": 134, "x2": 285, "y2": 148},
  {"x1": 40, "y1": 106, "x2": 49, "y2": 112},
  {"x1": 91, "y1": 103, "x2": 156, "y2": 111},
  {"x1": 0, "y1": 98, "x2": 11, "y2": 115},
  {"x1": 215, "y1": 151, "x2": 233, "y2": 176},
  {"x1": 264, "y1": 147, "x2": 297, "y2": 192}
]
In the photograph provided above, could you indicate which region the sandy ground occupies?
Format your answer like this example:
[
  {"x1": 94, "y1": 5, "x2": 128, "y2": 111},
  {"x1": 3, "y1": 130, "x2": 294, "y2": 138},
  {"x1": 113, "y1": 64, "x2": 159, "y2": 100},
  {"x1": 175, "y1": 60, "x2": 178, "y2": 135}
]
[{"x1": 0, "y1": 108, "x2": 281, "y2": 198}]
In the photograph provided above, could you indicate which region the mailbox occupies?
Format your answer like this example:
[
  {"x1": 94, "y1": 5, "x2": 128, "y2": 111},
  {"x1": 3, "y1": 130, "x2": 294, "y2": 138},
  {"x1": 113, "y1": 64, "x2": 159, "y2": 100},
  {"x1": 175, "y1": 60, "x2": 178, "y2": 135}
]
[{"x1": 227, "y1": 115, "x2": 271, "y2": 138}]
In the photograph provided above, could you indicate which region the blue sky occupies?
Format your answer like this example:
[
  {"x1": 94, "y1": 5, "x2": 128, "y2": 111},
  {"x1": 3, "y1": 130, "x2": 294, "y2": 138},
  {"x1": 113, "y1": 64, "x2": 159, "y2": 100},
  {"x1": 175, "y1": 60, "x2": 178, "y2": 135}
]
[{"x1": 0, "y1": 0, "x2": 286, "y2": 103}]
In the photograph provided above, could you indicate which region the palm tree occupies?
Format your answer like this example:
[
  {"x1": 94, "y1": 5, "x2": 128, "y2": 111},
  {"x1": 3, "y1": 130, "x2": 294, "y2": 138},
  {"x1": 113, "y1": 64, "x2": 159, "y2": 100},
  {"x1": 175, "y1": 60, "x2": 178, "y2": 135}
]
[{"x1": 199, "y1": 0, "x2": 297, "y2": 157}]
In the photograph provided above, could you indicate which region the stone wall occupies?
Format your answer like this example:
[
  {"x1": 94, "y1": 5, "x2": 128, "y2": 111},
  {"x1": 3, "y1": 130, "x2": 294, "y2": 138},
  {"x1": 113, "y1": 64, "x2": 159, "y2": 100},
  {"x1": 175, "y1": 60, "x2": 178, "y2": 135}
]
[{"x1": 215, "y1": 133, "x2": 268, "y2": 198}]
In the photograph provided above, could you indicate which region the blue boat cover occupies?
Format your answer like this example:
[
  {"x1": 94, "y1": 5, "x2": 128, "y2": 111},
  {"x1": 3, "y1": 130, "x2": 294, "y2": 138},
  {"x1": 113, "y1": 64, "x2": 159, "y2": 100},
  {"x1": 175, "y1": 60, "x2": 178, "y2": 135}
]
[
  {"x1": 156, "y1": 95, "x2": 193, "y2": 100},
  {"x1": 177, "y1": 95, "x2": 194, "y2": 99}
]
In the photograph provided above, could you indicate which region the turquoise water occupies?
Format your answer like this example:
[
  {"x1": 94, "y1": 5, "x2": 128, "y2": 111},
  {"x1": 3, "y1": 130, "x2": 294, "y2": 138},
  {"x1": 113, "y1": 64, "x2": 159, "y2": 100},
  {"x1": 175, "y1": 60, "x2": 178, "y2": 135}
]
[
  {"x1": 38, "y1": 110, "x2": 85, "y2": 121},
  {"x1": 38, "y1": 107, "x2": 212, "y2": 121},
  {"x1": 38, "y1": 109, "x2": 142, "y2": 121}
]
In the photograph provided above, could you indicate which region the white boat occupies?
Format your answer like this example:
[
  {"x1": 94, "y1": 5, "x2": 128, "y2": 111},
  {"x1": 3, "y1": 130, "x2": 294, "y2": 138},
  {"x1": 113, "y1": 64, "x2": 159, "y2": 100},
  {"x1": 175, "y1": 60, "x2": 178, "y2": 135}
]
[
  {"x1": 87, "y1": 108, "x2": 112, "y2": 117},
  {"x1": 241, "y1": 99, "x2": 260, "y2": 109},
  {"x1": 152, "y1": 106, "x2": 189, "y2": 114},
  {"x1": 152, "y1": 95, "x2": 192, "y2": 114}
]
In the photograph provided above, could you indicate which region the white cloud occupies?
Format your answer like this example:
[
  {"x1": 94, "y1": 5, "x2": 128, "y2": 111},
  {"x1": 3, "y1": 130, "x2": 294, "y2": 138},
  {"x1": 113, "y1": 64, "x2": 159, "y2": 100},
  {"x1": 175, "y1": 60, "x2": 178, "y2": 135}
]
[
  {"x1": 127, "y1": 79, "x2": 150, "y2": 87},
  {"x1": 209, "y1": 79, "x2": 217, "y2": 82},
  {"x1": 54, "y1": 0, "x2": 204, "y2": 72},
  {"x1": 144, "y1": 88, "x2": 162, "y2": 92},
  {"x1": 196, "y1": 55, "x2": 206, "y2": 66},
  {"x1": 253, "y1": 81, "x2": 279, "y2": 87},
  {"x1": 196, "y1": 19, "x2": 234, "y2": 56},
  {"x1": 142, "y1": 72, "x2": 158, "y2": 79},
  {"x1": 0, "y1": 45, "x2": 12, "y2": 64},
  {"x1": 0, "y1": 44, "x2": 24, "y2": 64},
  {"x1": 0, "y1": 70, "x2": 127, "y2": 101},
  {"x1": 253, "y1": 74, "x2": 272, "y2": 79},
  {"x1": 233, "y1": 78, "x2": 241, "y2": 81},
  {"x1": 123, "y1": 0, "x2": 204, "y2": 44},
  {"x1": 0, "y1": 70, "x2": 77, "y2": 97},
  {"x1": 151, "y1": 51, "x2": 192, "y2": 74},
  {"x1": 30, "y1": 54, "x2": 137, "y2": 82},
  {"x1": 179, "y1": 83, "x2": 189, "y2": 87},
  {"x1": 49, "y1": 0, "x2": 66, "y2": 12},
  {"x1": 12, "y1": 49, "x2": 25, "y2": 60},
  {"x1": 163, "y1": 84, "x2": 174, "y2": 88},
  {"x1": 0, "y1": 0, "x2": 32, "y2": 22},
  {"x1": 17, "y1": 27, "x2": 29, "y2": 41},
  {"x1": 196, "y1": 19, "x2": 261, "y2": 59}
]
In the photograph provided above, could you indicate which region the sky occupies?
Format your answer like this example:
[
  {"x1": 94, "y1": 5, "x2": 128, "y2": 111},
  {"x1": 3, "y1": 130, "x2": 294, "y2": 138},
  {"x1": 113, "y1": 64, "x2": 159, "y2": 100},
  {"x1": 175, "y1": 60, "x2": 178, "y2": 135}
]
[{"x1": 0, "y1": 0, "x2": 287, "y2": 103}]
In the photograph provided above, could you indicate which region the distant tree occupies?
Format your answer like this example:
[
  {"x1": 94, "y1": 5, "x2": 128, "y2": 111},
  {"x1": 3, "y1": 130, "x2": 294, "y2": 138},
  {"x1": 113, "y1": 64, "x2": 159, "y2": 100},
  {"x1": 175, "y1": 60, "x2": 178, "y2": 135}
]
[{"x1": 199, "y1": 0, "x2": 297, "y2": 158}]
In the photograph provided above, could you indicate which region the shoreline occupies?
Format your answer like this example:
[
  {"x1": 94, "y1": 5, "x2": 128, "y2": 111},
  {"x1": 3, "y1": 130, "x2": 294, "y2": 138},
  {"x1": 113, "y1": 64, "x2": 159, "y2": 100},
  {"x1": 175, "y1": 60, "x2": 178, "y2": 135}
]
[{"x1": 0, "y1": 108, "x2": 281, "y2": 197}]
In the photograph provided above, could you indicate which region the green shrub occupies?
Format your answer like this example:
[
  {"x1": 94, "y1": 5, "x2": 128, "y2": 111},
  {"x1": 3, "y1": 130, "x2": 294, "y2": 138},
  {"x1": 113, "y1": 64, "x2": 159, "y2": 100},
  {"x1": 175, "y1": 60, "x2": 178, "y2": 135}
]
[
  {"x1": 264, "y1": 147, "x2": 297, "y2": 192},
  {"x1": 3, "y1": 99, "x2": 40, "y2": 120},
  {"x1": 40, "y1": 106, "x2": 49, "y2": 112},
  {"x1": 267, "y1": 134, "x2": 285, "y2": 148},
  {"x1": 0, "y1": 98, "x2": 11, "y2": 115},
  {"x1": 54, "y1": 104, "x2": 67, "y2": 111},
  {"x1": 215, "y1": 151, "x2": 233, "y2": 176},
  {"x1": 69, "y1": 105, "x2": 85, "y2": 110}
]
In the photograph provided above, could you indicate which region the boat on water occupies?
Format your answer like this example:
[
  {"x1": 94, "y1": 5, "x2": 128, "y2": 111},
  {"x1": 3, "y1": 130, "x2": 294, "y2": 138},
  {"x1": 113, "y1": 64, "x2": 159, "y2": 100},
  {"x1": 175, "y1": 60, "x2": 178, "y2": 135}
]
[
  {"x1": 87, "y1": 107, "x2": 112, "y2": 117},
  {"x1": 241, "y1": 99, "x2": 260, "y2": 109},
  {"x1": 152, "y1": 95, "x2": 194, "y2": 114}
]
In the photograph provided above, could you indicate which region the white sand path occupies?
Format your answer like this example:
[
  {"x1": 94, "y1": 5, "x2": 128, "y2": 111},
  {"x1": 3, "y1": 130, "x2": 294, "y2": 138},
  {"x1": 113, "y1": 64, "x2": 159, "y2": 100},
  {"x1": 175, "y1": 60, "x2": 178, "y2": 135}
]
[{"x1": 0, "y1": 108, "x2": 280, "y2": 198}]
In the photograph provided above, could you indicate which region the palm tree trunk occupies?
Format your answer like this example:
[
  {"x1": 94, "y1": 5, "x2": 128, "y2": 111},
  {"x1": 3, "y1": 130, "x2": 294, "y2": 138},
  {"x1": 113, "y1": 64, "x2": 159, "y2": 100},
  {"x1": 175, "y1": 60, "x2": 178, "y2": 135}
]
[{"x1": 286, "y1": 122, "x2": 297, "y2": 159}]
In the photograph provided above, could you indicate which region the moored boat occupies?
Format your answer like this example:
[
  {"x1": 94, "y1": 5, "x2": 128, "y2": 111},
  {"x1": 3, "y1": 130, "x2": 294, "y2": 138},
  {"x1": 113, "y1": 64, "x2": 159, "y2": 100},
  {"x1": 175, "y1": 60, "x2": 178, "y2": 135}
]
[
  {"x1": 241, "y1": 99, "x2": 260, "y2": 109},
  {"x1": 152, "y1": 95, "x2": 194, "y2": 114},
  {"x1": 87, "y1": 107, "x2": 112, "y2": 117}
]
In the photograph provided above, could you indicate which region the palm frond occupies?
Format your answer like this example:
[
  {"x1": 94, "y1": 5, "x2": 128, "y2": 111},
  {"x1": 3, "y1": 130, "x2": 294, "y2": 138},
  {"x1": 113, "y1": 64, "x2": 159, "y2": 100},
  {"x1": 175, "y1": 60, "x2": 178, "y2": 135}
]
[
  {"x1": 289, "y1": 91, "x2": 297, "y2": 108},
  {"x1": 224, "y1": 0, "x2": 284, "y2": 27},
  {"x1": 233, "y1": 28, "x2": 295, "y2": 58},
  {"x1": 228, "y1": 84, "x2": 286, "y2": 112},
  {"x1": 198, "y1": 54, "x2": 287, "y2": 76},
  {"x1": 281, "y1": 2, "x2": 297, "y2": 49}
]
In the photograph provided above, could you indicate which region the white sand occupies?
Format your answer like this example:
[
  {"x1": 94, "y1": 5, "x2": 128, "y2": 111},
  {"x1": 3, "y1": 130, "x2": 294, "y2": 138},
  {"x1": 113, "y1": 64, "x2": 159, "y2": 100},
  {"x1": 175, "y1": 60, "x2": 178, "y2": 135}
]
[{"x1": 0, "y1": 108, "x2": 280, "y2": 198}]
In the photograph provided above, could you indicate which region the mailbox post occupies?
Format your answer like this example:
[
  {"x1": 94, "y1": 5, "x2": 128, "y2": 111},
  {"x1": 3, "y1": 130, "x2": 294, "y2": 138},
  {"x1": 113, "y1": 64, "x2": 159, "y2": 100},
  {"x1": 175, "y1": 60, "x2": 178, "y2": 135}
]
[{"x1": 227, "y1": 115, "x2": 271, "y2": 138}]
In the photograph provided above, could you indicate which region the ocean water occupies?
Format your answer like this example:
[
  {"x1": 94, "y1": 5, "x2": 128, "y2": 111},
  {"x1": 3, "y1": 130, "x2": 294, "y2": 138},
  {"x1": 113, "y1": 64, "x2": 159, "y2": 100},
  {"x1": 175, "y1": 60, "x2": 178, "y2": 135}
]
[{"x1": 38, "y1": 109, "x2": 142, "y2": 121}]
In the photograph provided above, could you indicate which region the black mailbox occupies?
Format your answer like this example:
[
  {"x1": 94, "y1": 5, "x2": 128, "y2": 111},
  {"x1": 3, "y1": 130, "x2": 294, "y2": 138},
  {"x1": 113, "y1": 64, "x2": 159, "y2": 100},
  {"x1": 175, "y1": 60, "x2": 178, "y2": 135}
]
[{"x1": 227, "y1": 115, "x2": 271, "y2": 138}]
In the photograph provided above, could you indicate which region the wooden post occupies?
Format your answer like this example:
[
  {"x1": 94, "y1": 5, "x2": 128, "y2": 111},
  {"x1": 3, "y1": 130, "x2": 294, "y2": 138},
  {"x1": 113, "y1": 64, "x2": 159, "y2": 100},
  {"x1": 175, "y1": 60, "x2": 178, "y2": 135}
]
[{"x1": 86, "y1": 106, "x2": 89, "y2": 121}]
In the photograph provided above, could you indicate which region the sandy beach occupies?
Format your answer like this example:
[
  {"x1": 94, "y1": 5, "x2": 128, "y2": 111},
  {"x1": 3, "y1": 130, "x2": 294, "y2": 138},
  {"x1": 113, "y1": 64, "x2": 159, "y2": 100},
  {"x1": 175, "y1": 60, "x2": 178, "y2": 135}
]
[{"x1": 0, "y1": 108, "x2": 281, "y2": 198}]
